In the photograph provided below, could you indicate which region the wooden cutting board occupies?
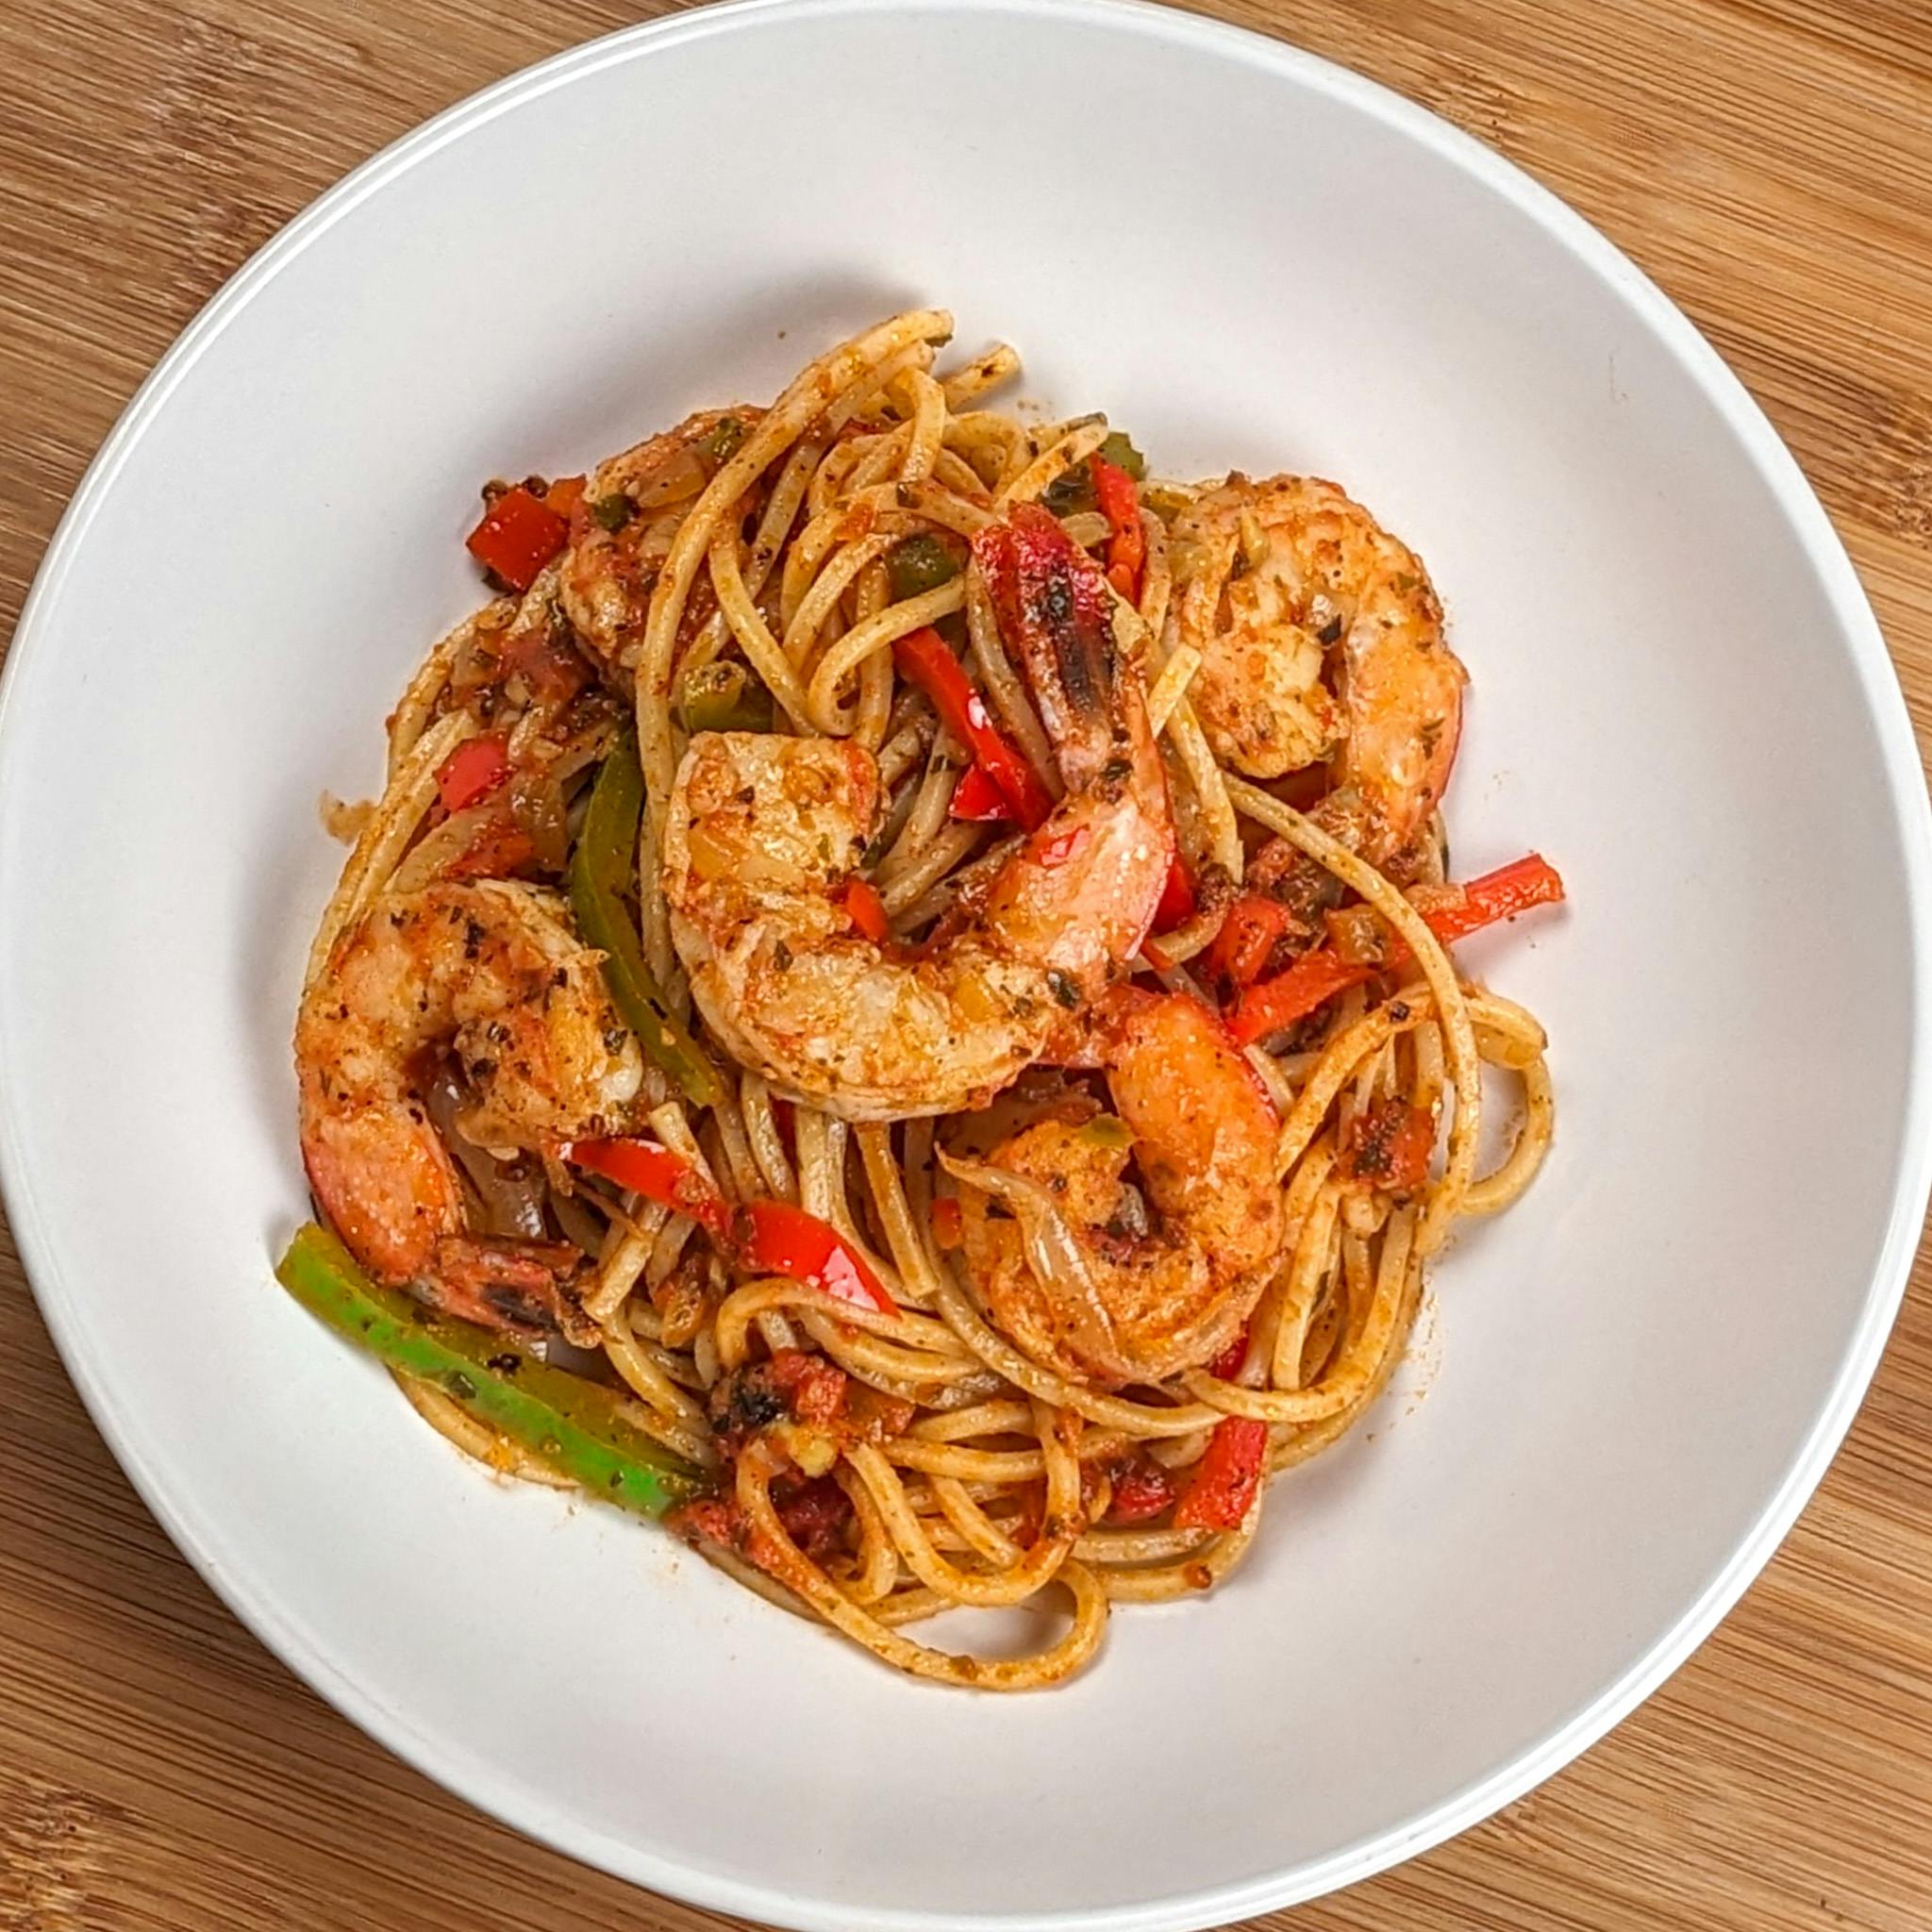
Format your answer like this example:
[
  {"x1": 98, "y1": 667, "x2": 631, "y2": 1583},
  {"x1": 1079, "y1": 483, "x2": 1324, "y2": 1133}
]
[{"x1": 2, "y1": 2, "x2": 1928, "y2": 1926}]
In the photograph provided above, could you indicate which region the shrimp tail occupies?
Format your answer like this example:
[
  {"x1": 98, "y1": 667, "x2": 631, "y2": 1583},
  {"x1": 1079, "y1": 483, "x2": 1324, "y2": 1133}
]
[
  {"x1": 425, "y1": 1234, "x2": 598, "y2": 1344},
  {"x1": 974, "y1": 504, "x2": 1124, "y2": 790}
]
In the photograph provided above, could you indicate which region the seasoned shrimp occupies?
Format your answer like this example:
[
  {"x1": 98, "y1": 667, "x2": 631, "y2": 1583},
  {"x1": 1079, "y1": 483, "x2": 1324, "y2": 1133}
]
[
  {"x1": 1167, "y1": 475, "x2": 1465, "y2": 859},
  {"x1": 296, "y1": 879, "x2": 645, "y2": 1340},
  {"x1": 945, "y1": 991, "x2": 1283, "y2": 1386},
  {"x1": 558, "y1": 407, "x2": 761, "y2": 686},
  {"x1": 660, "y1": 506, "x2": 1174, "y2": 1121}
]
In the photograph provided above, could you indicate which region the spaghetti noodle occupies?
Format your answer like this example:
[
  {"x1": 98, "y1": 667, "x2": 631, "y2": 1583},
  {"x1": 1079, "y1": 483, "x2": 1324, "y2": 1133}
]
[{"x1": 283, "y1": 310, "x2": 1562, "y2": 1690}]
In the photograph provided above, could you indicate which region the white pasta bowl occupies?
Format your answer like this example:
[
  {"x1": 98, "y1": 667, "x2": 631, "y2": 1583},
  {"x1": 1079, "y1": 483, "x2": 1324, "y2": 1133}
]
[{"x1": 1, "y1": 1, "x2": 1926, "y2": 1926}]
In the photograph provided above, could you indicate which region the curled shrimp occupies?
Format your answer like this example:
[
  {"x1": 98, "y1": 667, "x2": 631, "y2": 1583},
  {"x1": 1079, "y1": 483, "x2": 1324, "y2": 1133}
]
[
  {"x1": 944, "y1": 991, "x2": 1283, "y2": 1387},
  {"x1": 295, "y1": 879, "x2": 646, "y2": 1339},
  {"x1": 659, "y1": 506, "x2": 1174, "y2": 1121},
  {"x1": 1167, "y1": 475, "x2": 1466, "y2": 861},
  {"x1": 558, "y1": 407, "x2": 760, "y2": 687}
]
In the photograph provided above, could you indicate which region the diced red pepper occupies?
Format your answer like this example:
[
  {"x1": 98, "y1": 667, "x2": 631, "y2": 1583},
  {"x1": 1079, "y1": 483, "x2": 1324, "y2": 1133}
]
[
  {"x1": 740, "y1": 1200, "x2": 896, "y2": 1315},
  {"x1": 564, "y1": 1137, "x2": 733, "y2": 1238},
  {"x1": 841, "y1": 876, "x2": 891, "y2": 943},
  {"x1": 929, "y1": 1196, "x2": 964, "y2": 1250},
  {"x1": 1090, "y1": 454, "x2": 1145, "y2": 603},
  {"x1": 1227, "y1": 853, "x2": 1566, "y2": 1044},
  {"x1": 1207, "y1": 893, "x2": 1293, "y2": 988},
  {"x1": 771, "y1": 1472, "x2": 852, "y2": 1559},
  {"x1": 542, "y1": 474, "x2": 587, "y2": 519},
  {"x1": 1206, "y1": 1326, "x2": 1250, "y2": 1381},
  {"x1": 1107, "y1": 1457, "x2": 1178, "y2": 1524},
  {"x1": 764, "y1": 1348, "x2": 850, "y2": 1426},
  {"x1": 435, "y1": 733, "x2": 512, "y2": 814},
  {"x1": 1339, "y1": 1100, "x2": 1436, "y2": 1192},
  {"x1": 893, "y1": 627, "x2": 1054, "y2": 830},
  {"x1": 1172, "y1": 1417, "x2": 1269, "y2": 1531},
  {"x1": 1152, "y1": 857, "x2": 1196, "y2": 935},
  {"x1": 948, "y1": 763, "x2": 1010, "y2": 823},
  {"x1": 465, "y1": 485, "x2": 569, "y2": 592}
]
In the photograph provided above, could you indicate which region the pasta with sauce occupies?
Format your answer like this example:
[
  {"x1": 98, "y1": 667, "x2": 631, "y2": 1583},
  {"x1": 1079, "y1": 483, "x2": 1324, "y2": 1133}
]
[{"x1": 280, "y1": 309, "x2": 1562, "y2": 1689}]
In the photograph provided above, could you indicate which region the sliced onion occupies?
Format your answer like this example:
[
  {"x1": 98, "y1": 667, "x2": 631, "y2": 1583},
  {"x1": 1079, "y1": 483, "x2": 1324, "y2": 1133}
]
[
  {"x1": 628, "y1": 444, "x2": 708, "y2": 511},
  {"x1": 542, "y1": 1332, "x2": 610, "y2": 1380},
  {"x1": 389, "y1": 801, "x2": 496, "y2": 894},
  {"x1": 545, "y1": 1178, "x2": 610, "y2": 1258},
  {"x1": 685, "y1": 819, "x2": 809, "y2": 891},
  {"x1": 422, "y1": 1065, "x2": 548, "y2": 1240},
  {"x1": 510, "y1": 768, "x2": 570, "y2": 874},
  {"x1": 939, "y1": 1151, "x2": 1123, "y2": 1368},
  {"x1": 685, "y1": 821, "x2": 738, "y2": 881},
  {"x1": 1325, "y1": 904, "x2": 1386, "y2": 967}
]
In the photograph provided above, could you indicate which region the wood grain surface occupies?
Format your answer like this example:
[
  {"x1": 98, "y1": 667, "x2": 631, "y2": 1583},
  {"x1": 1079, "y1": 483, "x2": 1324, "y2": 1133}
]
[{"x1": 3, "y1": 1, "x2": 1929, "y2": 1926}]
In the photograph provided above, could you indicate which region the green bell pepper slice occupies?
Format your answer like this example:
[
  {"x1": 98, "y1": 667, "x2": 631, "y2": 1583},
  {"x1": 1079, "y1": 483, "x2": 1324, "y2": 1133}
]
[
  {"x1": 275, "y1": 1223, "x2": 706, "y2": 1517},
  {"x1": 567, "y1": 731, "x2": 722, "y2": 1108},
  {"x1": 675, "y1": 660, "x2": 774, "y2": 736},
  {"x1": 886, "y1": 533, "x2": 960, "y2": 602}
]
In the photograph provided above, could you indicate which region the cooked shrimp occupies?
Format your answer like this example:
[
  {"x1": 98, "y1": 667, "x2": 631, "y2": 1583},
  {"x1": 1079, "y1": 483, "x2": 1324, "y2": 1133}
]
[
  {"x1": 558, "y1": 407, "x2": 761, "y2": 686},
  {"x1": 660, "y1": 506, "x2": 1174, "y2": 1121},
  {"x1": 945, "y1": 990, "x2": 1283, "y2": 1386},
  {"x1": 295, "y1": 879, "x2": 645, "y2": 1340},
  {"x1": 1167, "y1": 475, "x2": 1465, "y2": 859}
]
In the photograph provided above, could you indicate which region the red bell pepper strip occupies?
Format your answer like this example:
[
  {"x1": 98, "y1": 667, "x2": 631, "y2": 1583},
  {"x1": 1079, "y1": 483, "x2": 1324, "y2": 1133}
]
[
  {"x1": 466, "y1": 485, "x2": 569, "y2": 592},
  {"x1": 1227, "y1": 950, "x2": 1374, "y2": 1045},
  {"x1": 893, "y1": 627, "x2": 1054, "y2": 830},
  {"x1": 435, "y1": 733, "x2": 512, "y2": 814},
  {"x1": 1173, "y1": 1417, "x2": 1269, "y2": 1531},
  {"x1": 1090, "y1": 453, "x2": 1144, "y2": 603},
  {"x1": 1227, "y1": 853, "x2": 1565, "y2": 1044},
  {"x1": 562, "y1": 1141, "x2": 896, "y2": 1314},
  {"x1": 1409, "y1": 853, "x2": 1566, "y2": 943},
  {"x1": 841, "y1": 876, "x2": 891, "y2": 942},
  {"x1": 1206, "y1": 892, "x2": 1293, "y2": 988},
  {"x1": 948, "y1": 763, "x2": 1010, "y2": 823},
  {"x1": 740, "y1": 1200, "x2": 895, "y2": 1315},
  {"x1": 565, "y1": 1137, "x2": 733, "y2": 1238},
  {"x1": 1152, "y1": 857, "x2": 1196, "y2": 935}
]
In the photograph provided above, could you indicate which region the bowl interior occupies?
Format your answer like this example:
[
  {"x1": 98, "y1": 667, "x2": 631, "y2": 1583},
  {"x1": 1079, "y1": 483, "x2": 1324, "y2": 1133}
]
[{"x1": 1, "y1": 3, "x2": 1924, "y2": 1927}]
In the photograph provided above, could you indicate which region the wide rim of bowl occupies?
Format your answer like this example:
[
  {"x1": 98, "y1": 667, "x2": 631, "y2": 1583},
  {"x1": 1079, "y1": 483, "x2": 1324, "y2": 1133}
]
[{"x1": 2, "y1": 0, "x2": 1928, "y2": 1926}]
